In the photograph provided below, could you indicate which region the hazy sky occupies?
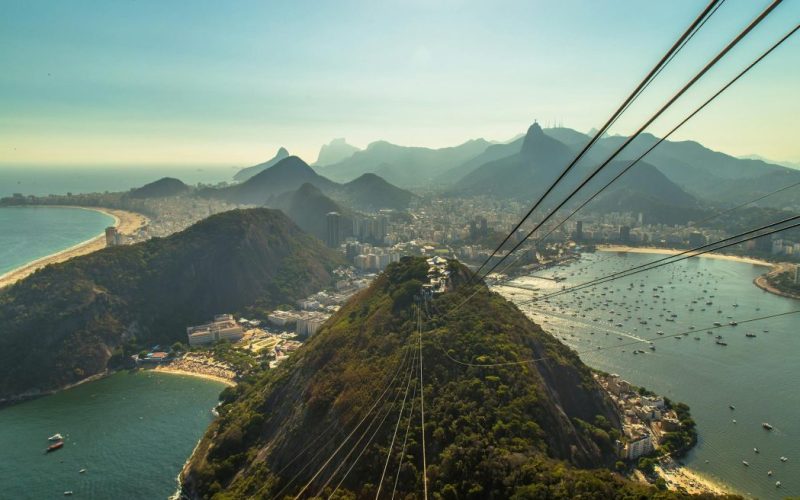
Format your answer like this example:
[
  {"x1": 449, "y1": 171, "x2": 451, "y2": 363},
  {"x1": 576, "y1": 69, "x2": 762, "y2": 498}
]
[{"x1": 1, "y1": 0, "x2": 798, "y2": 168}]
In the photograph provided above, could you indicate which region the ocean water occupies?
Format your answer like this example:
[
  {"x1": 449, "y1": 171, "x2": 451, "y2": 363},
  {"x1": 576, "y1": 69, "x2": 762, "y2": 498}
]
[
  {"x1": 0, "y1": 371, "x2": 224, "y2": 499},
  {"x1": 0, "y1": 165, "x2": 234, "y2": 199},
  {"x1": 499, "y1": 252, "x2": 799, "y2": 499},
  {"x1": 0, "y1": 206, "x2": 115, "y2": 276}
]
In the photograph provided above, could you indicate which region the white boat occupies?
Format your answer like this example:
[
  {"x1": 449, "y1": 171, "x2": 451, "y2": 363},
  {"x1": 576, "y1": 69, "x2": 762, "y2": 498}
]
[
  {"x1": 742, "y1": 460, "x2": 749, "y2": 466},
  {"x1": 48, "y1": 433, "x2": 63, "y2": 442}
]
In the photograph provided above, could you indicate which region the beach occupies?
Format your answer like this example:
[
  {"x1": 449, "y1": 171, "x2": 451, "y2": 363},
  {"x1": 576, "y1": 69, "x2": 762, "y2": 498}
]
[
  {"x1": 655, "y1": 461, "x2": 733, "y2": 496},
  {"x1": 597, "y1": 244, "x2": 773, "y2": 267},
  {"x1": 151, "y1": 367, "x2": 236, "y2": 387},
  {"x1": 0, "y1": 206, "x2": 147, "y2": 289},
  {"x1": 150, "y1": 353, "x2": 237, "y2": 387}
]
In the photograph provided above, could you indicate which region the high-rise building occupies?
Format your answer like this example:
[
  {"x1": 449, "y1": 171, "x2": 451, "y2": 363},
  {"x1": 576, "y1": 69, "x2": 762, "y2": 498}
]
[
  {"x1": 105, "y1": 226, "x2": 119, "y2": 247},
  {"x1": 619, "y1": 225, "x2": 631, "y2": 243},
  {"x1": 575, "y1": 221, "x2": 583, "y2": 241},
  {"x1": 326, "y1": 212, "x2": 341, "y2": 248},
  {"x1": 688, "y1": 232, "x2": 706, "y2": 247}
]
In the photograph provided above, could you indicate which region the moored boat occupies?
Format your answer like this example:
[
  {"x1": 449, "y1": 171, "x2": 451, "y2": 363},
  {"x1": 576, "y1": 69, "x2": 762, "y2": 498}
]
[{"x1": 46, "y1": 441, "x2": 64, "y2": 453}]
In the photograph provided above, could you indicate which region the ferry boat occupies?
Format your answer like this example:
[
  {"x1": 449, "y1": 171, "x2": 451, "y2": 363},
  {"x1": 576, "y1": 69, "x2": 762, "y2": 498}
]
[
  {"x1": 745, "y1": 332, "x2": 757, "y2": 338},
  {"x1": 46, "y1": 441, "x2": 64, "y2": 453},
  {"x1": 762, "y1": 422, "x2": 774, "y2": 430}
]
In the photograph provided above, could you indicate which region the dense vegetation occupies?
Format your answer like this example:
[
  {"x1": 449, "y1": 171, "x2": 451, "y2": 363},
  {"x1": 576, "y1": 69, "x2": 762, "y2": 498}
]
[
  {"x1": 181, "y1": 257, "x2": 727, "y2": 499},
  {"x1": 0, "y1": 209, "x2": 342, "y2": 400}
]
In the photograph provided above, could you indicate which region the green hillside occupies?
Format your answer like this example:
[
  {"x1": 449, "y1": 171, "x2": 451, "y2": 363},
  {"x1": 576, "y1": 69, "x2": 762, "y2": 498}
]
[
  {"x1": 180, "y1": 257, "x2": 708, "y2": 499},
  {"x1": 0, "y1": 209, "x2": 343, "y2": 400}
]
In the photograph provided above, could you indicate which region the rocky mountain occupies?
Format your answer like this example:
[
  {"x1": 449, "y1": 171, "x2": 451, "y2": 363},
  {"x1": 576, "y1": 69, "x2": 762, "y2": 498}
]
[
  {"x1": 204, "y1": 156, "x2": 416, "y2": 212},
  {"x1": 128, "y1": 177, "x2": 190, "y2": 198},
  {"x1": 232, "y1": 147, "x2": 290, "y2": 182},
  {"x1": 541, "y1": 128, "x2": 800, "y2": 210},
  {"x1": 0, "y1": 209, "x2": 343, "y2": 401},
  {"x1": 453, "y1": 123, "x2": 577, "y2": 199},
  {"x1": 179, "y1": 257, "x2": 681, "y2": 498},
  {"x1": 318, "y1": 138, "x2": 492, "y2": 186},
  {"x1": 314, "y1": 138, "x2": 360, "y2": 167},
  {"x1": 450, "y1": 123, "x2": 704, "y2": 223}
]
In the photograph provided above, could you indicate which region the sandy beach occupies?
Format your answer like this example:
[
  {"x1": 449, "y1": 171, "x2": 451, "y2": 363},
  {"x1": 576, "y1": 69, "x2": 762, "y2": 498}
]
[
  {"x1": 151, "y1": 366, "x2": 236, "y2": 387},
  {"x1": 0, "y1": 206, "x2": 148, "y2": 289},
  {"x1": 655, "y1": 462, "x2": 733, "y2": 496},
  {"x1": 597, "y1": 244, "x2": 774, "y2": 267}
]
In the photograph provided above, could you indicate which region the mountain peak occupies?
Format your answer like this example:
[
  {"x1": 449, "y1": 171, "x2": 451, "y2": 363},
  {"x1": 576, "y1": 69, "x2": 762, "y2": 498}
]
[
  {"x1": 233, "y1": 147, "x2": 291, "y2": 182},
  {"x1": 521, "y1": 121, "x2": 547, "y2": 156},
  {"x1": 315, "y1": 138, "x2": 360, "y2": 166}
]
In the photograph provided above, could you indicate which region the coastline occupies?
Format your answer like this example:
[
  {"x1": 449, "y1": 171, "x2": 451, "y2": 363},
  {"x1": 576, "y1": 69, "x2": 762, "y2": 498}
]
[
  {"x1": 753, "y1": 262, "x2": 800, "y2": 300},
  {"x1": 596, "y1": 245, "x2": 800, "y2": 303},
  {"x1": 655, "y1": 461, "x2": 734, "y2": 496},
  {"x1": 0, "y1": 206, "x2": 148, "y2": 289},
  {"x1": 150, "y1": 366, "x2": 236, "y2": 387},
  {"x1": 597, "y1": 244, "x2": 773, "y2": 267}
]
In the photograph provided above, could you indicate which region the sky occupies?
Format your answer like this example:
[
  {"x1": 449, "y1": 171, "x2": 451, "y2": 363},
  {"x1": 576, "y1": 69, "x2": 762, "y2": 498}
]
[{"x1": 0, "y1": 0, "x2": 798, "y2": 169}]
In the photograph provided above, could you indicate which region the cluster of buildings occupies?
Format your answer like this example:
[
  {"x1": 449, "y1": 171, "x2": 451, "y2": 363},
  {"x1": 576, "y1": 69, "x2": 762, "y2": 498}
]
[
  {"x1": 595, "y1": 373, "x2": 683, "y2": 461},
  {"x1": 267, "y1": 310, "x2": 329, "y2": 337},
  {"x1": 345, "y1": 243, "x2": 403, "y2": 271},
  {"x1": 186, "y1": 314, "x2": 245, "y2": 347},
  {"x1": 760, "y1": 237, "x2": 800, "y2": 257}
]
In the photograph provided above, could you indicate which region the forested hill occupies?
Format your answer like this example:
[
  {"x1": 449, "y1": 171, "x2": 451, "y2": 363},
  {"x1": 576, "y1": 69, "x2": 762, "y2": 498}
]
[
  {"x1": 0, "y1": 209, "x2": 343, "y2": 401},
  {"x1": 180, "y1": 257, "x2": 700, "y2": 499}
]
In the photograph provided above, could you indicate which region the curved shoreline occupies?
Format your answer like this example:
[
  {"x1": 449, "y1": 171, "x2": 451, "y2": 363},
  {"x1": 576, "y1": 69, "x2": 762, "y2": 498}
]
[
  {"x1": 0, "y1": 206, "x2": 148, "y2": 289},
  {"x1": 597, "y1": 244, "x2": 773, "y2": 267},
  {"x1": 753, "y1": 262, "x2": 800, "y2": 300},
  {"x1": 150, "y1": 366, "x2": 235, "y2": 387}
]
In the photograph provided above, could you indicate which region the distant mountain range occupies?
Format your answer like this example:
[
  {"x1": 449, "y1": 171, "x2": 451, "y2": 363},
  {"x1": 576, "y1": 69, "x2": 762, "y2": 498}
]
[
  {"x1": 303, "y1": 122, "x2": 798, "y2": 214},
  {"x1": 0, "y1": 209, "x2": 342, "y2": 400},
  {"x1": 203, "y1": 156, "x2": 416, "y2": 213},
  {"x1": 232, "y1": 147, "x2": 290, "y2": 182},
  {"x1": 317, "y1": 138, "x2": 492, "y2": 186},
  {"x1": 449, "y1": 123, "x2": 704, "y2": 223},
  {"x1": 314, "y1": 138, "x2": 360, "y2": 166}
]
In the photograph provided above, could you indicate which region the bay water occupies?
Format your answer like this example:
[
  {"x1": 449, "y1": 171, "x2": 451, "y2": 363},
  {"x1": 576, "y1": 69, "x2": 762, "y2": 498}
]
[
  {"x1": 500, "y1": 252, "x2": 799, "y2": 499},
  {"x1": 0, "y1": 206, "x2": 115, "y2": 276},
  {"x1": 0, "y1": 371, "x2": 224, "y2": 499}
]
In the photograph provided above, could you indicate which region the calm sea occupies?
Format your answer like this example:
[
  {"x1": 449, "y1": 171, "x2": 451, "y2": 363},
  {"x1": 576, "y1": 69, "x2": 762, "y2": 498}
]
[
  {"x1": 0, "y1": 206, "x2": 115, "y2": 276},
  {"x1": 0, "y1": 165, "x2": 234, "y2": 199},
  {"x1": 501, "y1": 252, "x2": 799, "y2": 499},
  {"x1": 0, "y1": 371, "x2": 224, "y2": 499}
]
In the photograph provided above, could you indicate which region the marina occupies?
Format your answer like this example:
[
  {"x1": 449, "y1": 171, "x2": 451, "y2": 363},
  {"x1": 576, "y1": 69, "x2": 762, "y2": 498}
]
[{"x1": 498, "y1": 251, "x2": 800, "y2": 498}]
